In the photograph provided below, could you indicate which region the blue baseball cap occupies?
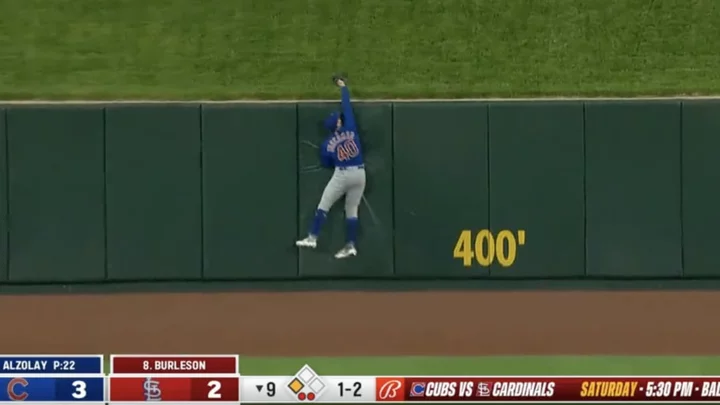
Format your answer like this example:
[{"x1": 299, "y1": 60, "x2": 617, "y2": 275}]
[{"x1": 324, "y1": 111, "x2": 343, "y2": 131}]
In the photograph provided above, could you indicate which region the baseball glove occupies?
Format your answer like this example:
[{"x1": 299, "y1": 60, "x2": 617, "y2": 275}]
[{"x1": 332, "y1": 73, "x2": 348, "y2": 86}]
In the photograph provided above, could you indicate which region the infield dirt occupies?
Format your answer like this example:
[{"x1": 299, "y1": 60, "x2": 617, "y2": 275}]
[{"x1": 2, "y1": 291, "x2": 718, "y2": 355}]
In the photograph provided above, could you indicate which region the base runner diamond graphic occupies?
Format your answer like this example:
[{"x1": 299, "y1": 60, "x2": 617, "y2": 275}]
[{"x1": 286, "y1": 364, "x2": 327, "y2": 402}]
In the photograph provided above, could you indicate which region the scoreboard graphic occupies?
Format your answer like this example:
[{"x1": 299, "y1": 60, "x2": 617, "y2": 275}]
[
  {"x1": 108, "y1": 354, "x2": 240, "y2": 404},
  {"x1": 5, "y1": 354, "x2": 720, "y2": 403},
  {"x1": 0, "y1": 354, "x2": 104, "y2": 403}
]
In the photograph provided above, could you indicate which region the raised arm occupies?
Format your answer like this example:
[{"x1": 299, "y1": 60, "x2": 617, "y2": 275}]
[{"x1": 337, "y1": 80, "x2": 357, "y2": 131}]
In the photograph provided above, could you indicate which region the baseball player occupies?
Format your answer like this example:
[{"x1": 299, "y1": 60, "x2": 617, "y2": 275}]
[{"x1": 296, "y1": 77, "x2": 366, "y2": 259}]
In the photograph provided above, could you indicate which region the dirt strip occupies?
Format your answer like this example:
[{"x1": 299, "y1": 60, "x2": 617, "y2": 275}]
[{"x1": 2, "y1": 291, "x2": 717, "y2": 355}]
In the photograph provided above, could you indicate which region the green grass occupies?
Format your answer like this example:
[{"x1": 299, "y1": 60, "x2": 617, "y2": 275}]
[
  {"x1": 2, "y1": 0, "x2": 720, "y2": 100},
  {"x1": 236, "y1": 357, "x2": 720, "y2": 376},
  {"x1": 101, "y1": 357, "x2": 720, "y2": 375}
]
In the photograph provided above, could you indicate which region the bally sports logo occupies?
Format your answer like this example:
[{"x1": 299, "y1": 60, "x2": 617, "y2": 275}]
[{"x1": 375, "y1": 378, "x2": 405, "y2": 401}]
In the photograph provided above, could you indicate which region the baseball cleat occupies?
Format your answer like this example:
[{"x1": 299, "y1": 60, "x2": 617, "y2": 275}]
[
  {"x1": 334, "y1": 244, "x2": 357, "y2": 259},
  {"x1": 295, "y1": 236, "x2": 317, "y2": 248}
]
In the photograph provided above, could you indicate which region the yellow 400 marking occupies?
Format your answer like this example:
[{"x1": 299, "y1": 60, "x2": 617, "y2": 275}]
[{"x1": 453, "y1": 229, "x2": 526, "y2": 267}]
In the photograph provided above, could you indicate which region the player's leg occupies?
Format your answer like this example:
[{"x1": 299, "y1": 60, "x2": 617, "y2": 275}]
[
  {"x1": 296, "y1": 171, "x2": 346, "y2": 248},
  {"x1": 335, "y1": 169, "x2": 367, "y2": 259}
]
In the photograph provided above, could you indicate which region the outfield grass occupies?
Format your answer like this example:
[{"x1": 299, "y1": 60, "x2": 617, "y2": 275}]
[
  {"x1": 102, "y1": 357, "x2": 720, "y2": 375},
  {"x1": 236, "y1": 357, "x2": 720, "y2": 376},
  {"x1": 2, "y1": 0, "x2": 720, "y2": 100}
]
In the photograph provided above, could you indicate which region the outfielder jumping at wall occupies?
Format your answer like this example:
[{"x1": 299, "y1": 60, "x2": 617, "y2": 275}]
[{"x1": 296, "y1": 76, "x2": 366, "y2": 259}]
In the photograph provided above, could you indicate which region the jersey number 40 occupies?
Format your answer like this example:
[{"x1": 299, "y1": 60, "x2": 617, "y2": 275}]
[{"x1": 337, "y1": 140, "x2": 360, "y2": 162}]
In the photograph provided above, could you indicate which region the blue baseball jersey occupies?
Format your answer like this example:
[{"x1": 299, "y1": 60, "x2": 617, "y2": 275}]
[{"x1": 320, "y1": 87, "x2": 364, "y2": 168}]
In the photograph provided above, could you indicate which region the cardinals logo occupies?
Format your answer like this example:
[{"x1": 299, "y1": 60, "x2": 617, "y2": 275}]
[{"x1": 476, "y1": 382, "x2": 491, "y2": 397}]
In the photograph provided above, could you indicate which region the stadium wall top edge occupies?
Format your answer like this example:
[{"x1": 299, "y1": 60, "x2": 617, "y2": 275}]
[{"x1": 1, "y1": 95, "x2": 720, "y2": 104}]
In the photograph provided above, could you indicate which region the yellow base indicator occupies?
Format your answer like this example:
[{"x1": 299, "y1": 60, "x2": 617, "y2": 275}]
[{"x1": 288, "y1": 378, "x2": 304, "y2": 393}]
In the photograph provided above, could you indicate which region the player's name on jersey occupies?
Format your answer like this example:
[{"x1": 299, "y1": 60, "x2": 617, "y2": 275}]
[
  {"x1": 0, "y1": 355, "x2": 103, "y2": 374},
  {"x1": 110, "y1": 355, "x2": 239, "y2": 374}
]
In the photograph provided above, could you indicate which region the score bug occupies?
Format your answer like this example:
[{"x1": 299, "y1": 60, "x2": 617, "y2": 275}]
[{"x1": 7, "y1": 378, "x2": 89, "y2": 400}]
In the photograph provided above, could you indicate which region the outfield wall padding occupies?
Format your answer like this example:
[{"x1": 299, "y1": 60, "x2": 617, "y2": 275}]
[{"x1": 0, "y1": 100, "x2": 713, "y2": 282}]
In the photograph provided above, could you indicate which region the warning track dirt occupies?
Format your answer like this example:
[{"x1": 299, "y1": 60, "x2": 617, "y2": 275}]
[{"x1": 1, "y1": 290, "x2": 718, "y2": 355}]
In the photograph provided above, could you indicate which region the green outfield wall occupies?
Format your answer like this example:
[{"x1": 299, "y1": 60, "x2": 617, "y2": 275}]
[{"x1": 0, "y1": 99, "x2": 715, "y2": 283}]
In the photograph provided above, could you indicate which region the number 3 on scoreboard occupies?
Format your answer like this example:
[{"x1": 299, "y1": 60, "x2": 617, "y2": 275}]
[
  {"x1": 208, "y1": 380, "x2": 221, "y2": 399},
  {"x1": 72, "y1": 381, "x2": 87, "y2": 399}
]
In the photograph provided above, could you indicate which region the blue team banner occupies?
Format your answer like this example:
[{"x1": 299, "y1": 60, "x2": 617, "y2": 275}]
[
  {"x1": 0, "y1": 377, "x2": 104, "y2": 401},
  {"x1": 0, "y1": 356, "x2": 102, "y2": 374}
]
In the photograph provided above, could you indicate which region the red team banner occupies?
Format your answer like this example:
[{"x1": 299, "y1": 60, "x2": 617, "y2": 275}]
[
  {"x1": 109, "y1": 354, "x2": 240, "y2": 403},
  {"x1": 110, "y1": 377, "x2": 239, "y2": 401},
  {"x1": 112, "y1": 356, "x2": 237, "y2": 374},
  {"x1": 375, "y1": 377, "x2": 720, "y2": 402}
]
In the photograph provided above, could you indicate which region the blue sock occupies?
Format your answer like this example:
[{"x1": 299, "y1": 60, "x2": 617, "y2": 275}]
[
  {"x1": 345, "y1": 217, "x2": 359, "y2": 245},
  {"x1": 309, "y1": 209, "x2": 328, "y2": 237}
]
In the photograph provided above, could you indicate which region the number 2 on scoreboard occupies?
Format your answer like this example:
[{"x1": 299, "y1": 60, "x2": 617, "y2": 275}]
[
  {"x1": 208, "y1": 380, "x2": 221, "y2": 399},
  {"x1": 195, "y1": 377, "x2": 237, "y2": 401}
]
